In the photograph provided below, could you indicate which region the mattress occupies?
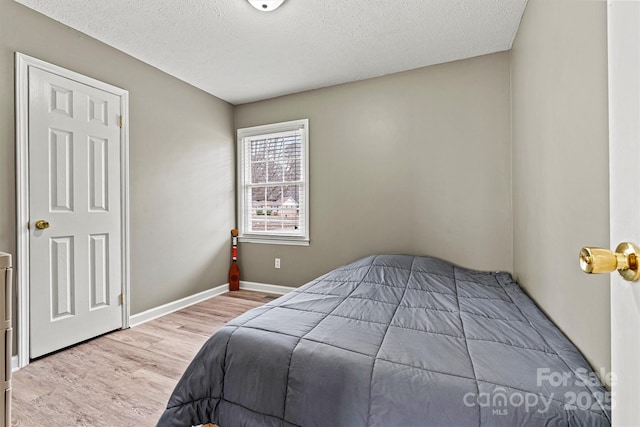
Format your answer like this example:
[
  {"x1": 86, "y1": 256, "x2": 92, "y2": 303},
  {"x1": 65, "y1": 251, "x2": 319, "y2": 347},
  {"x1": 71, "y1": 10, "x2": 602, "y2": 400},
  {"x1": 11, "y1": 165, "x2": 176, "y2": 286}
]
[{"x1": 157, "y1": 255, "x2": 611, "y2": 426}]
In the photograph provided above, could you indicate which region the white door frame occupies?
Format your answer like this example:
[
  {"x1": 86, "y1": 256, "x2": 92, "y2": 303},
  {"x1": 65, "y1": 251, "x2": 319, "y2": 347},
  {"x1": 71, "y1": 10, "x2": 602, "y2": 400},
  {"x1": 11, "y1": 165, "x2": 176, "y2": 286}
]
[
  {"x1": 607, "y1": 1, "x2": 640, "y2": 424},
  {"x1": 15, "y1": 53, "x2": 130, "y2": 369}
]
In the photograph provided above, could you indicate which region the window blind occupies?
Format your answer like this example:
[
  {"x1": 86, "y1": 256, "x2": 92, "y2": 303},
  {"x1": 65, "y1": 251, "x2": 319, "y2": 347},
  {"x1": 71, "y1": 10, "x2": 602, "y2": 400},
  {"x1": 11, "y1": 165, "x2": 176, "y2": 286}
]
[{"x1": 241, "y1": 127, "x2": 306, "y2": 237}]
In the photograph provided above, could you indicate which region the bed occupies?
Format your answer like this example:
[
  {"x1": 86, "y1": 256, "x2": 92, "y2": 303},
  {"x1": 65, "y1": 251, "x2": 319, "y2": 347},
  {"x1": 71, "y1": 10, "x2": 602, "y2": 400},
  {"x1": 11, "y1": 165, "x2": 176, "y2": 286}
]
[{"x1": 157, "y1": 255, "x2": 611, "y2": 426}]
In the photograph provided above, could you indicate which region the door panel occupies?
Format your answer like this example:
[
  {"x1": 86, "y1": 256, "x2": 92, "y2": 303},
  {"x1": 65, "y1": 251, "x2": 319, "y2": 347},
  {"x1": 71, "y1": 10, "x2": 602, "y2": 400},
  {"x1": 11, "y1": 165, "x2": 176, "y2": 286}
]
[
  {"x1": 608, "y1": 1, "x2": 640, "y2": 424},
  {"x1": 50, "y1": 236, "x2": 75, "y2": 319},
  {"x1": 49, "y1": 128, "x2": 74, "y2": 212},
  {"x1": 88, "y1": 136, "x2": 109, "y2": 212},
  {"x1": 28, "y1": 67, "x2": 123, "y2": 358},
  {"x1": 89, "y1": 233, "x2": 109, "y2": 309}
]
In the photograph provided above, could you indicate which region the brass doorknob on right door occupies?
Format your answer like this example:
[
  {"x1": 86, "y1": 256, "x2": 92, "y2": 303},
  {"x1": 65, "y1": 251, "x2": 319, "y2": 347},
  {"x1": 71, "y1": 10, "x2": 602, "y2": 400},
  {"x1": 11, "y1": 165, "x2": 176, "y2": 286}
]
[
  {"x1": 34, "y1": 220, "x2": 50, "y2": 230},
  {"x1": 579, "y1": 242, "x2": 640, "y2": 281}
]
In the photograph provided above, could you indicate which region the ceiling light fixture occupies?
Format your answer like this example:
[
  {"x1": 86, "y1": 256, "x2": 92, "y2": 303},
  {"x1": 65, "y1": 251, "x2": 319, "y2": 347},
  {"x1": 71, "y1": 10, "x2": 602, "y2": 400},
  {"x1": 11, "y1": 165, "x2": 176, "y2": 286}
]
[{"x1": 247, "y1": 0, "x2": 286, "y2": 12}]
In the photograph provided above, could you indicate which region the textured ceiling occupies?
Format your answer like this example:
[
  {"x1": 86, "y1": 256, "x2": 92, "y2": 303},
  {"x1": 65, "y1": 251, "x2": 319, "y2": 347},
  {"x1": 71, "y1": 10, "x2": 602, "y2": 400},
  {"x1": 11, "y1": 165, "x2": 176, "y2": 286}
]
[{"x1": 15, "y1": 0, "x2": 527, "y2": 105}]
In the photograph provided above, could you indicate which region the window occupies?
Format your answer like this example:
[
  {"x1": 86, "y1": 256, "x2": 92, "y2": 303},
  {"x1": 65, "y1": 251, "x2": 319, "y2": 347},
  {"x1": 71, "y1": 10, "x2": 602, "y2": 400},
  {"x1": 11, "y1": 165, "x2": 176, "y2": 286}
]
[{"x1": 237, "y1": 119, "x2": 309, "y2": 245}]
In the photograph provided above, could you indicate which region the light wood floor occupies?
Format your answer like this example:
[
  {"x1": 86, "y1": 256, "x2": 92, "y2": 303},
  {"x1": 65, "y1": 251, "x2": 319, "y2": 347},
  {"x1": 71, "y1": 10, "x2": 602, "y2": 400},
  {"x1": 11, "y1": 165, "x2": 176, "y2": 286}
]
[{"x1": 12, "y1": 290, "x2": 278, "y2": 426}]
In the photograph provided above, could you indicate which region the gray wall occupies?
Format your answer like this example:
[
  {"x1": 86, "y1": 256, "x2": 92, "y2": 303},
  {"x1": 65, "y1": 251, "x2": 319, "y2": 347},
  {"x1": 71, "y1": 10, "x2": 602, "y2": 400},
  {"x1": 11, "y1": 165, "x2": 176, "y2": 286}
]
[
  {"x1": 0, "y1": 0, "x2": 610, "y2": 377},
  {"x1": 235, "y1": 52, "x2": 513, "y2": 287},
  {"x1": 511, "y1": 0, "x2": 610, "y2": 374},
  {"x1": 0, "y1": 0, "x2": 235, "y2": 323}
]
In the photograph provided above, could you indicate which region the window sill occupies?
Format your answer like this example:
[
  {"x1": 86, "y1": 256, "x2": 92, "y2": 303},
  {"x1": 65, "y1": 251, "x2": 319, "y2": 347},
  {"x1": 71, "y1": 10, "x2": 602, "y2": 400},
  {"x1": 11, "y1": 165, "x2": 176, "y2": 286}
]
[{"x1": 238, "y1": 236, "x2": 310, "y2": 246}]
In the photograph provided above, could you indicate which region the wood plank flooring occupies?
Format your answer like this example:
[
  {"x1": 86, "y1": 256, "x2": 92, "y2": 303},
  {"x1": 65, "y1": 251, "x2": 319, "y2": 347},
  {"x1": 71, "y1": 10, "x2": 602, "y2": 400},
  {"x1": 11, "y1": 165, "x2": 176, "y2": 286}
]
[{"x1": 12, "y1": 290, "x2": 278, "y2": 427}]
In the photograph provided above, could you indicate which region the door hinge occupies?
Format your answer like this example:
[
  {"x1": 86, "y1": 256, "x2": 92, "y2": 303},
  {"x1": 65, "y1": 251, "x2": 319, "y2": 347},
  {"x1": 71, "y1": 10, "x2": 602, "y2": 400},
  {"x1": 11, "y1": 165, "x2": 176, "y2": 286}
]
[
  {"x1": 119, "y1": 293, "x2": 124, "y2": 305},
  {"x1": 118, "y1": 116, "x2": 123, "y2": 128}
]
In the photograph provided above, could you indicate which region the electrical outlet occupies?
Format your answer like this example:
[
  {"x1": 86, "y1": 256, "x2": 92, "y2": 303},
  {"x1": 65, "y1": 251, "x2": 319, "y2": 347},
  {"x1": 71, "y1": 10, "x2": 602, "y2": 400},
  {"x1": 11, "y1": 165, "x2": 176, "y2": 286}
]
[{"x1": 275, "y1": 258, "x2": 281, "y2": 269}]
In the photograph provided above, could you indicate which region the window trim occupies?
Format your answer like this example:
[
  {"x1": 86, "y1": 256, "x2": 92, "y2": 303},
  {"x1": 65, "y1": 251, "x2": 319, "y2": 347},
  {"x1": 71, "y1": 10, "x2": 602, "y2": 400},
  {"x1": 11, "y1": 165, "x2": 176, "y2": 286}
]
[{"x1": 237, "y1": 119, "x2": 310, "y2": 246}]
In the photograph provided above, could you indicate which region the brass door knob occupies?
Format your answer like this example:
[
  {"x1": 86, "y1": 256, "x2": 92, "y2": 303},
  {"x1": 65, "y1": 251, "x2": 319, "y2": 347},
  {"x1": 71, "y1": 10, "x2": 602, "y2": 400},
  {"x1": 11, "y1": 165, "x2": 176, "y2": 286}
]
[
  {"x1": 579, "y1": 242, "x2": 640, "y2": 281},
  {"x1": 34, "y1": 220, "x2": 50, "y2": 230}
]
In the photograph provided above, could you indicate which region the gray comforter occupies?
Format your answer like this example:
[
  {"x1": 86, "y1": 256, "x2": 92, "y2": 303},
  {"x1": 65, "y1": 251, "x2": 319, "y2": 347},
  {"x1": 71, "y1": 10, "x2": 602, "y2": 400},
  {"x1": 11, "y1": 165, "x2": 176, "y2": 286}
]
[{"x1": 157, "y1": 255, "x2": 611, "y2": 426}]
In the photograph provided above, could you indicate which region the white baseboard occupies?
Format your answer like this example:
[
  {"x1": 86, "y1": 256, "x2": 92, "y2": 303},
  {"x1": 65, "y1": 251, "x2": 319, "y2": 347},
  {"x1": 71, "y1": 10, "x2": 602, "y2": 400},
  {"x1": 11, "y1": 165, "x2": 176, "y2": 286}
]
[
  {"x1": 239, "y1": 281, "x2": 296, "y2": 295},
  {"x1": 10, "y1": 282, "x2": 294, "y2": 372},
  {"x1": 129, "y1": 284, "x2": 228, "y2": 327},
  {"x1": 111, "y1": 280, "x2": 297, "y2": 328},
  {"x1": 124, "y1": 282, "x2": 294, "y2": 328}
]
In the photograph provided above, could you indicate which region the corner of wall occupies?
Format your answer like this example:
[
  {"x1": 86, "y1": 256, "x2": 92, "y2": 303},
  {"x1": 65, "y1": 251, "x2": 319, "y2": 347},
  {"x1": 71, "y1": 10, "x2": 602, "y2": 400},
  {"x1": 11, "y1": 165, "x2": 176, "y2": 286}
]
[{"x1": 508, "y1": 49, "x2": 515, "y2": 278}]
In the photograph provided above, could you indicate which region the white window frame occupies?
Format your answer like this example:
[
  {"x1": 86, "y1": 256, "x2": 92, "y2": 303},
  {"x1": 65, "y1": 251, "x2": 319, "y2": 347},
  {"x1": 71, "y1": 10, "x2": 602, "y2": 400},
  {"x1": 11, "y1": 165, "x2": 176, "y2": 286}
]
[{"x1": 237, "y1": 119, "x2": 310, "y2": 246}]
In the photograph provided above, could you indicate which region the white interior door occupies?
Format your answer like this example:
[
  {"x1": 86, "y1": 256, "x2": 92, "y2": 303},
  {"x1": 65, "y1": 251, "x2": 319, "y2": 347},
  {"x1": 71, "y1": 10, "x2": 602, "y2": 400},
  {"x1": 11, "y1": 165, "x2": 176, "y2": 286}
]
[
  {"x1": 28, "y1": 66, "x2": 124, "y2": 359},
  {"x1": 608, "y1": 1, "x2": 640, "y2": 425}
]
